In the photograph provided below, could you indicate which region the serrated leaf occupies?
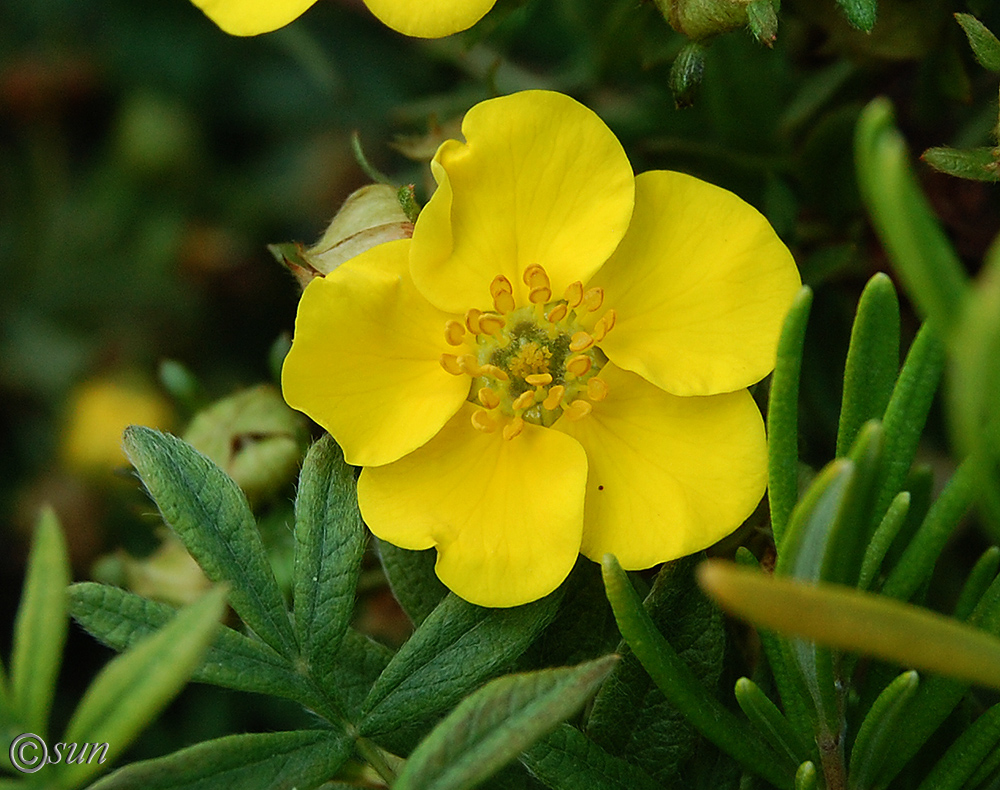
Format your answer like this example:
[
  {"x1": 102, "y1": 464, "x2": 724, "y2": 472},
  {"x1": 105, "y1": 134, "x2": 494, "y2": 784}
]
[
  {"x1": 123, "y1": 426, "x2": 296, "y2": 656},
  {"x1": 56, "y1": 587, "x2": 227, "y2": 788},
  {"x1": 521, "y1": 724, "x2": 661, "y2": 790},
  {"x1": 293, "y1": 436, "x2": 366, "y2": 693},
  {"x1": 601, "y1": 556, "x2": 793, "y2": 790},
  {"x1": 375, "y1": 538, "x2": 446, "y2": 628},
  {"x1": 359, "y1": 590, "x2": 561, "y2": 737},
  {"x1": 855, "y1": 98, "x2": 970, "y2": 334},
  {"x1": 10, "y1": 506, "x2": 69, "y2": 737},
  {"x1": 847, "y1": 670, "x2": 918, "y2": 790},
  {"x1": 86, "y1": 728, "x2": 352, "y2": 790},
  {"x1": 837, "y1": 273, "x2": 899, "y2": 457},
  {"x1": 955, "y1": 13, "x2": 1000, "y2": 72},
  {"x1": 587, "y1": 558, "x2": 725, "y2": 783},
  {"x1": 698, "y1": 560, "x2": 1000, "y2": 691},
  {"x1": 836, "y1": 0, "x2": 876, "y2": 32},
  {"x1": 68, "y1": 583, "x2": 314, "y2": 708},
  {"x1": 922, "y1": 146, "x2": 1000, "y2": 182},
  {"x1": 395, "y1": 657, "x2": 617, "y2": 790}
]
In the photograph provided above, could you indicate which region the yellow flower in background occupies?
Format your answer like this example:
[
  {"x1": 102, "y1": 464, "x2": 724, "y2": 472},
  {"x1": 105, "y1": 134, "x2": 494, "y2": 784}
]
[
  {"x1": 191, "y1": 0, "x2": 496, "y2": 38},
  {"x1": 282, "y1": 90, "x2": 801, "y2": 607}
]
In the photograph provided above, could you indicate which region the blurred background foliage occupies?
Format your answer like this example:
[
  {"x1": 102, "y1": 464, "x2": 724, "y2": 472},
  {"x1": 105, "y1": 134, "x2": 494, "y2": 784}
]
[{"x1": 2, "y1": 0, "x2": 1000, "y2": 772}]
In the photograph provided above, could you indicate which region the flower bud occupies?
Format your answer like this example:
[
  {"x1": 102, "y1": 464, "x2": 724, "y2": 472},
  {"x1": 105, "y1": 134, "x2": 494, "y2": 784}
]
[
  {"x1": 656, "y1": 0, "x2": 750, "y2": 41},
  {"x1": 182, "y1": 385, "x2": 307, "y2": 506}
]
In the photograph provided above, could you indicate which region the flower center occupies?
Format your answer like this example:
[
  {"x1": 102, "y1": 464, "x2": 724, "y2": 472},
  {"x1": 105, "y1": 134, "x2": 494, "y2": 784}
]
[{"x1": 439, "y1": 264, "x2": 616, "y2": 440}]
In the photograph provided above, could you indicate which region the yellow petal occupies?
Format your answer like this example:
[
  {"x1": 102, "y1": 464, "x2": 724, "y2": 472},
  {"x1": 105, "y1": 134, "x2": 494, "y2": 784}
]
[
  {"x1": 554, "y1": 365, "x2": 767, "y2": 569},
  {"x1": 358, "y1": 403, "x2": 587, "y2": 607},
  {"x1": 591, "y1": 171, "x2": 800, "y2": 396},
  {"x1": 190, "y1": 0, "x2": 315, "y2": 35},
  {"x1": 281, "y1": 239, "x2": 468, "y2": 467},
  {"x1": 410, "y1": 91, "x2": 635, "y2": 314},
  {"x1": 364, "y1": 0, "x2": 495, "y2": 37}
]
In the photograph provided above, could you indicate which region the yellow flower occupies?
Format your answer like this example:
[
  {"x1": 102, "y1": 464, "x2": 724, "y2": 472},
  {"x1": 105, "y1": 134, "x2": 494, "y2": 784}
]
[
  {"x1": 190, "y1": 0, "x2": 496, "y2": 38},
  {"x1": 282, "y1": 91, "x2": 801, "y2": 607}
]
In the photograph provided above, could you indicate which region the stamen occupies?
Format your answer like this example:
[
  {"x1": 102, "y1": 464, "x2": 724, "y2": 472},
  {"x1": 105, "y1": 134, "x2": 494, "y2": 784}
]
[
  {"x1": 569, "y1": 331, "x2": 594, "y2": 352},
  {"x1": 543, "y1": 385, "x2": 565, "y2": 410},
  {"x1": 494, "y1": 291, "x2": 516, "y2": 314},
  {"x1": 565, "y1": 355, "x2": 592, "y2": 378},
  {"x1": 592, "y1": 309, "x2": 616, "y2": 342},
  {"x1": 444, "y1": 320, "x2": 466, "y2": 346},
  {"x1": 480, "y1": 364, "x2": 509, "y2": 382},
  {"x1": 522, "y1": 264, "x2": 549, "y2": 289},
  {"x1": 440, "y1": 353, "x2": 463, "y2": 375},
  {"x1": 582, "y1": 287, "x2": 604, "y2": 312},
  {"x1": 472, "y1": 409, "x2": 498, "y2": 433},
  {"x1": 478, "y1": 314, "x2": 506, "y2": 335},
  {"x1": 512, "y1": 390, "x2": 535, "y2": 411},
  {"x1": 564, "y1": 399, "x2": 593, "y2": 421},
  {"x1": 587, "y1": 377, "x2": 609, "y2": 402},
  {"x1": 458, "y1": 354, "x2": 483, "y2": 376},
  {"x1": 529, "y1": 284, "x2": 552, "y2": 304},
  {"x1": 490, "y1": 274, "x2": 513, "y2": 298},
  {"x1": 478, "y1": 387, "x2": 500, "y2": 409},
  {"x1": 525, "y1": 372, "x2": 553, "y2": 386},
  {"x1": 546, "y1": 304, "x2": 568, "y2": 323},
  {"x1": 564, "y1": 281, "x2": 584, "y2": 308},
  {"x1": 465, "y1": 308, "x2": 483, "y2": 334},
  {"x1": 503, "y1": 415, "x2": 525, "y2": 440}
]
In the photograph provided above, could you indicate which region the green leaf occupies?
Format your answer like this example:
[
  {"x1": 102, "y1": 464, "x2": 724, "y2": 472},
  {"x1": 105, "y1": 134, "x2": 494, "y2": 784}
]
[
  {"x1": 795, "y1": 761, "x2": 817, "y2": 790},
  {"x1": 835, "y1": 0, "x2": 876, "y2": 32},
  {"x1": 587, "y1": 557, "x2": 725, "y2": 783},
  {"x1": 601, "y1": 556, "x2": 793, "y2": 790},
  {"x1": 68, "y1": 583, "x2": 314, "y2": 708},
  {"x1": 858, "y1": 491, "x2": 909, "y2": 591},
  {"x1": 768, "y1": 286, "x2": 814, "y2": 548},
  {"x1": 922, "y1": 146, "x2": 1000, "y2": 182},
  {"x1": 847, "y1": 670, "x2": 918, "y2": 790},
  {"x1": 855, "y1": 98, "x2": 970, "y2": 334},
  {"x1": 293, "y1": 436, "x2": 366, "y2": 693},
  {"x1": 916, "y1": 703, "x2": 1000, "y2": 790},
  {"x1": 837, "y1": 273, "x2": 900, "y2": 457},
  {"x1": 734, "y1": 677, "x2": 812, "y2": 767},
  {"x1": 56, "y1": 587, "x2": 227, "y2": 788},
  {"x1": 123, "y1": 426, "x2": 296, "y2": 656},
  {"x1": 85, "y1": 728, "x2": 352, "y2": 790},
  {"x1": 954, "y1": 548, "x2": 1000, "y2": 621},
  {"x1": 359, "y1": 591, "x2": 561, "y2": 737},
  {"x1": 872, "y1": 321, "x2": 946, "y2": 527},
  {"x1": 375, "y1": 538, "x2": 447, "y2": 628},
  {"x1": 698, "y1": 560, "x2": 1000, "y2": 691},
  {"x1": 10, "y1": 506, "x2": 70, "y2": 737},
  {"x1": 955, "y1": 13, "x2": 1000, "y2": 72},
  {"x1": 879, "y1": 458, "x2": 977, "y2": 602},
  {"x1": 520, "y1": 724, "x2": 662, "y2": 790},
  {"x1": 394, "y1": 657, "x2": 617, "y2": 790}
]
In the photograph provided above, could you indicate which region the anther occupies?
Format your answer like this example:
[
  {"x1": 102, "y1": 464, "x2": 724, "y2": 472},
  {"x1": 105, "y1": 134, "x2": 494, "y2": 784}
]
[
  {"x1": 587, "y1": 377, "x2": 609, "y2": 402},
  {"x1": 472, "y1": 409, "x2": 498, "y2": 434},
  {"x1": 503, "y1": 415, "x2": 525, "y2": 441},
  {"x1": 465, "y1": 308, "x2": 483, "y2": 334},
  {"x1": 512, "y1": 391, "x2": 535, "y2": 411},
  {"x1": 478, "y1": 314, "x2": 506, "y2": 335},
  {"x1": 478, "y1": 387, "x2": 500, "y2": 409},
  {"x1": 493, "y1": 291, "x2": 515, "y2": 314},
  {"x1": 444, "y1": 320, "x2": 466, "y2": 346},
  {"x1": 546, "y1": 304, "x2": 568, "y2": 323},
  {"x1": 582, "y1": 287, "x2": 604, "y2": 312},
  {"x1": 564, "y1": 281, "x2": 584, "y2": 308},
  {"x1": 525, "y1": 372, "x2": 552, "y2": 386},
  {"x1": 592, "y1": 309, "x2": 616, "y2": 342},
  {"x1": 565, "y1": 355, "x2": 592, "y2": 378},
  {"x1": 480, "y1": 364, "x2": 510, "y2": 382},
  {"x1": 522, "y1": 264, "x2": 549, "y2": 289},
  {"x1": 529, "y1": 284, "x2": 552, "y2": 304},
  {"x1": 490, "y1": 275, "x2": 513, "y2": 298},
  {"x1": 564, "y1": 399, "x2": 593, "y2": 421},
  {"x1": 569, "y1": 331, "x2": 595, "y2": 352},
  {"x1": 458, "y1": 354, "x2": 483, "y2": 377},
  {"x1": 440, "y1": 354, "x2": 463, "y2": 376},
  {"x1": 543, "y1": 385, "x2": 565, "y2": 410}
]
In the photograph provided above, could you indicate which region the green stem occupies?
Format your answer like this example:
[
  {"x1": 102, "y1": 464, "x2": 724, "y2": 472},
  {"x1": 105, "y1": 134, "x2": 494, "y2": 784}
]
[{"x1": 354, "y1": 734, "x2": 399, "y2": 785}]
